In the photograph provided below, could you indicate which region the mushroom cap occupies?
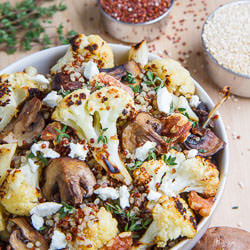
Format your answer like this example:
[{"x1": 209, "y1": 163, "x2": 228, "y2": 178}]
[
  {"x1": 42, "y1": 157, "x2": 96, "y2": 206},
  {"x1": 9, "y1": 217, "x2": 48, "y2": 250},
  {"x1": 122, "y1": 112, "x2": 169, "y2": 154}
]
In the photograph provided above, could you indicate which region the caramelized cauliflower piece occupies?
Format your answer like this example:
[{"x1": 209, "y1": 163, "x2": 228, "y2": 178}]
[
  {"x1": 52, "y1": 86, "x2": 134, "y2": 184},
  {"x1": 159, "y1": 150, "x2": 220, "y2": 197},
  {"x1": 101, "y1": 232, "x2": 132, "y2": 250},
  {"x1": 0, "y1": 143, "x2": 17, "y2": 184},
  {"x1": 145, "y1": 58, "x2": 195, "y2": 97},
  {"x1": 70, "y1": 207, "x2": 119, "y2": 250},
  {"x1": 128, "y1": 40, "x2": 148, "y2": 67},
  {"x1": 0, "y1": 72, "x2": 49, "y2": 131},
  {"x1": 0, "y1": 170, "x2": 39, "y2": 215},
  {"x1": 51, "y1": 34, "x2": 114, "y2": 74},
  {"x1": 134, "y1": 197, "x2": 197, "y2": 249}
]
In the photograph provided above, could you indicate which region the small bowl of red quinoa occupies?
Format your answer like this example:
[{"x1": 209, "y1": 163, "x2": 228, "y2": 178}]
[
  {"x1": 201, "y1": 0, "x2": 250, "y2": 98},
  {"x1": 98, "y1": 0, "x2": 174, "y2": 43}
]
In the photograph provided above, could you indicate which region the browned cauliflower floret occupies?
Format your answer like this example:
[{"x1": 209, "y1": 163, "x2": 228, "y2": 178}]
[
  {"x1": 132, "y1": 197, "x2": 197, "y2": 249},
  {"x1": 0, "y1": 170, "x2": 39, "y2": 216},
  {"x1": 51, "y1": 34, "x2": 114, "y2": 74},
  {"x1": 145, "y1": 58, "x2": 195, "y2": 97},
  {"x1": 69, "y1": 206, "x2": 119, "y2": 250}
]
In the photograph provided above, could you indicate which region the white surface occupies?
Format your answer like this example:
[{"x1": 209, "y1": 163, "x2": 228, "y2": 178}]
[{"x1": 0, "y1": 44, "x2": 229, "y2": 250}]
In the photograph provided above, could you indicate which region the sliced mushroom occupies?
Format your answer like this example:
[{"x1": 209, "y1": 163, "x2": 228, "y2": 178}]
[
  {"x1": 161, "y1": 113, "x2": 192, "y2": 143},
  {"x1": 52, "y1": 72, "x2": 82, "y2": 91},
  {"x1": 9, "y1": 217, "x2": 48, "y2": 250},
  {"x1": 184, "y1": 127, "x2": 225, "y2": 157},
  {"x1": 42, "y1": 157, "x2": 96, "y2": 205},
  {"x1": 193, "y1": 102, "x2": 209, "y2": 125},
  {"x1": 122, "y1": 112, "x2": 169, "y2": 154},
  {"x1": 188, "y1": 191, "x2": 215, "y2": 217},
  {"x1": 101, "y1": 60, "x2": 142, "y2": 84},
  {"x1": 0, "y1": 97, "x2": 45, "y2": 146}
]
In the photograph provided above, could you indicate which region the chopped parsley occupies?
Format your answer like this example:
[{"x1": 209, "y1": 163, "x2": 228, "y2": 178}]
[
  {"x1": 124, "y1": 71, "x2": 136, "y2": 84},
  {"x1": 54, "y1": 125, "x2": 70, "y2": 143},
  {"x1": 58, "y1": 202, "x2": 75, "y2": 218},
  {"x1": 163, "y1": 155, "x2": 177, "y2": 166}
]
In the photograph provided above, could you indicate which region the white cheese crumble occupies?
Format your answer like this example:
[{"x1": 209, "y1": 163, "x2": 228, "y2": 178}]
[
  {"x1": 30, "y1": 202, "x2": 62, "y2": 217},
  {"x1": 119, "y1": 185, "x2": 130, "y2": 209},
  {"x1": 83, "y1": 61, "x2": 99, "y2": 80},
  {"x1": 49, "y1": 230, "x2": 67, "y2": 250},
  {"x1": 29, "y1": 74, "x2": 50, "y2": 89},
  {"x1": 189, "y1": 95, "x2": 201, "y2": 108},
  {"x1": 68, "y1": 142, "x2": 88, "y2": 161},
  {"x1": 187, "y1": 149, "x2": 198, "y2": 158},
  {"x1": 94, "y1": 187, "x2": 119, "y2": 201},
  {"x1": 27, "y1": 158, "x2": 39, "y2": 173},
  {"x1": 31, "y1": 141, "x2": 60, "y2": 159},
  {"x1": 147, "y1": 190, "x2": 162, "y2": 201},
  {"x1": 31, "y1": 214, "x2": 44, "y2": 230},
  {"x1": 135, "y1": 141, "x2": 157, "y2": 161},
  {"x1": 157, "y1": 86, "x2": 173, "y2": 114},
  {"x1": 42, "y1": 91, "x2": 63, "y2": 108}
]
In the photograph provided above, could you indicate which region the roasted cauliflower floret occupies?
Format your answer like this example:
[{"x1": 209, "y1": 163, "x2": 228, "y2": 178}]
[
  {"x1": 51, "y1": 34, "x2": 114, "y2": 74},
  {"x1": 0, "y1": 143, "x2": 17, "y2": 184},
  {"x1": 53, "y1": 86, "x2": 134, "y2": 184},
  {"x1": 134, "y1": 197, "x2": 197, "y2": 249},
  {"x1": 52, "y1": 88, "x2": 97, "y2": 141},
  {"x1": 0, "y1": 72, "x2": 49, "y2": 131},
  {"x1": 159, "y1": 150, "x2": 220, "y2": 197},
  {"x1": 128, "y1": 40, "x2": 148, "y2": 67},
  {"x1": 70, "y1": 207, "x2": 119, "y2": 250},
  {"x1": 145, "y1": 58, "x2": 195, "y2": 97},
  {"x1": 0, "y1": 170, "x2": 39, "y2": 216}
]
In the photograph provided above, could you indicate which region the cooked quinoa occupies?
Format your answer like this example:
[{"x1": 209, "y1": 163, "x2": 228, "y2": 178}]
[{"x1": 202, "y1": 1, "x2": 250, "y2": 76}]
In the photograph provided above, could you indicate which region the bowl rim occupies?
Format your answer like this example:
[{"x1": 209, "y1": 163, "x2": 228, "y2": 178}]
[
  {"x1": 201, "y1": 0, "x2": 250, "y2": 79},
  {"x1": 97, "y1": 0, "x2": 175, "y2": 26},
  {"x1": 0, "y1": 43, "x2": 229, "y2": 249}
]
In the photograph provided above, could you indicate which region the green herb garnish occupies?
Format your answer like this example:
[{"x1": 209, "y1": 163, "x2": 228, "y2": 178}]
[
  {"x1": 178, "y1": 108, "x2": 186, "y2": 112},
  {"x1": 163, "y1": 155, "x2": 177, "y2": 166},
  {"x1": 143, "y1": 71, "x2": 163, "y2": 91},
  {"x1": 170, "y1": 101, "x2": 174, "y2": 113},
  {"x1": 124, "y1": 71, "x2": 136, "y2": 84},
  {"x1": 127, "y1": 160, "x2": 143, "y2": 171},
  {"x1": 130, "y1": 84, "x2": 142, "y2": 93},
  {"x1": 58, "y1": 202, "x2": 75, "y2": 218},
  {"x1": 0, "y1": 0, "x2": 78, "y2": 54},
  {"x1": 97, "y1": 128, "x2": 108, "y2": 144},
  {"x1": 28, "y1": 151, "x2": 48, "y2": 166},
  {"x1": 147, "y1": 149, "x2": 157, "y2": 161},
  {"x1": 58, "y1": 88, "x2": 72, "y2": 98},
  {"x1": 54, "y1": 125, "x2": 70, "y2": 143}
]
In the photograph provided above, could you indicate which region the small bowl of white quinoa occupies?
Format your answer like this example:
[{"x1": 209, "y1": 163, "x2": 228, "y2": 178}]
[{"x1": 202, "y1": 0, "x2": 250, "y2": 98}]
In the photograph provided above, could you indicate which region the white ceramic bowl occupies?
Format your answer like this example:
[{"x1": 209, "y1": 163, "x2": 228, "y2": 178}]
[{"x1": 0, "y1": 44, "x2": 229, "y2": 250}]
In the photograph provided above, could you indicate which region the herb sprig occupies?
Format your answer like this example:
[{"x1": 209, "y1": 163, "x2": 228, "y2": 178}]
[
  {"x1": 127, "y1": 160, "x2": 143, "y2": 171},
  {"x1": 28, "y1": 151, "x2": 48, "y2": 166},
  {"x1": 124, "y1": 71, "x2": 136, "y2": 84},
  {"x1": 58, "y1": 202, "x2": 75, "y2": 218},
  {"x1": 97, "y1": 128, "x2": 108, "y2": 144},
  {"x1": 143, "y1": 71, "x2": 164, "y2": 92},
  {"x1": 54, "y1": 125, "x2": 70, "y2": 143},
  {"x1": 0, "y1": 0, "x2": 78, "y2": 54},
  {"x1": 163, "y1": 155, "x2": 177, "y2": 166}
]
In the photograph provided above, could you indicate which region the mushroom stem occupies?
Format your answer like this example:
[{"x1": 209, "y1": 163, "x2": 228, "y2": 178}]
[{"x1": 202, "y1": 86, "x2": 230, "y2": 128}]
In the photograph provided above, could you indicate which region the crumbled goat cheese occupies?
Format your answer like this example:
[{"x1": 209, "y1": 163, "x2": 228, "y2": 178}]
[
  {"x1": 68, "y1": 143, "x2": 88, "y2": 161},
  {"x1": 30, "y1": 202, "x2": 62, "y2": 217},
  {"x1": 28, "y1": 158, "x2": 39, "y2": 173},
  {"x1": 43, "y1": 91, "x2": 63, "y2": 108},
  {"x1": 83, "y1": 61, "x2": 99, "y2": 80},
  {"x1": 31, "y1": 141, "x2": 60, "y2": 159},
  {"x1": 189, "y1": 95, "x2": 200, "y2": 108},
  {"x1": 94, "y1": 187, "x2": 119, "y2": 201},
  {"x1": 187, "y1": 149, "x2": 198, "y2": 158},
  {"x1": 135, "y1": 141, "x2": 157, "y2": 161},
  {"x1": 147, "y1": 190, "x2": 162, "y2": 201},
  {"x1": 157, "y1": 86, "x2": 173, "y2": 114},
  {"x1": 49, "y1": 230, "x2": 67, "y2": 250},
  {"x1": 31, "y1": 214, "x2": 44, "y2": 230},
  {"x1": 30, "y1": 74, "x2": 50, "y2": 89},
  {"x1": 119, "y1": 185, "x2": 130, "y2": 209}
]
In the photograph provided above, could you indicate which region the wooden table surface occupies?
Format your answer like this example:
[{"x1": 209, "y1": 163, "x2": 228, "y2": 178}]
[{"x1": 1, "y1": 0, "x2": 249, "y2": 232}]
